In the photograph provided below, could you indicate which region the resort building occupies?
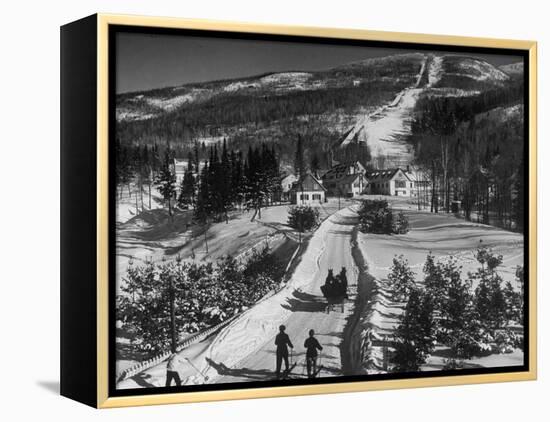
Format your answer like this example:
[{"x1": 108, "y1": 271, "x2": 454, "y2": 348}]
[{"x1": 289, "y1": 173, "x2": 327, "y2": 205}]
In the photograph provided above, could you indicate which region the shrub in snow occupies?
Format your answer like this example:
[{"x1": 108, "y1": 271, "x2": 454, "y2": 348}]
[
  {"x1": 387, "y1": 255, "x2": 416, "y2": 302},
  {"x1": 503, "y1": 266, "x2": 524, "y2": 325},
  {"x1": 357, "y1": 199, "x2": 409, "y2": 234},
  {"x1": 393, "y1": 211, "x2": 410, "y2": 234},
  {"x1": 287, "y1": 205, "x2": 320, "y2": 232},
  {"x1": 493, "y1": 329, "x2": 522, "y2": 354}
]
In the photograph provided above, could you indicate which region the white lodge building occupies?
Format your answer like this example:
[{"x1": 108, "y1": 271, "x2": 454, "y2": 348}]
[
  {"x1": 321, "y1": 161, "x2": 367, "y2": 197},
  {"x1": 290, "y1": 173, "x2": 327, "y2": 205},
  {"x1": 366, "y1": 168, "x2": 414, "y2": 196}
]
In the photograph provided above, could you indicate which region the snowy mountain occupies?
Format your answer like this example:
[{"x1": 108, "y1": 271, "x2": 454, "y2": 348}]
[
  {"x1": 116, "y1": 53, "x2": 521, "y2": 170},
  {"x1": 499, "y1": 61, "x2": 524, "y2": 77}
]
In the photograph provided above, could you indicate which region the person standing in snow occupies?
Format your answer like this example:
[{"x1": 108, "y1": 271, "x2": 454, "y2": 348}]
[
  {"x1": 304, "y1": 329, "x2": 323, "y2": 378},
  {"x1": 165, "y1": 351, "x2": 185, "y2": 386},
  {"x1": 275, "y1": 325, "x2": 294, "y2": 378}
]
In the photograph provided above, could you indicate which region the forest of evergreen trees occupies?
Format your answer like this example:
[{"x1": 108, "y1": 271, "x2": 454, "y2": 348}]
[
  {"x1": 409, "y1": 79, "x2": 525, "y2": 231},
  {"x1": 389, "y1": 248, "x2": 524, "y2": 372},
  {"x1": 115, "y1": 138, "x2": 282, "y2": 223}
]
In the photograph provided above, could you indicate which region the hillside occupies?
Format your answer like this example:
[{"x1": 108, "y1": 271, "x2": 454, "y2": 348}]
[
  {"x1": 499, "y1": 61, "x2": 524, "y2": 78},
  {"x1": 116, "y1": 53, "x2": 522, "y2": 170}
]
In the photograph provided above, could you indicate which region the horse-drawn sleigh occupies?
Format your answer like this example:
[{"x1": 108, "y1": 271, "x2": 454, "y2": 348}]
[{"x1": 320, "y1": 267, "x2": 349, "y2": 312}]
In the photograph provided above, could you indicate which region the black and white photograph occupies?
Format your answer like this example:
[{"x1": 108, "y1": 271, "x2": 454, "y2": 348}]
[{"x1": 112, "y1": 27, "x2": 528, "y2": 392}]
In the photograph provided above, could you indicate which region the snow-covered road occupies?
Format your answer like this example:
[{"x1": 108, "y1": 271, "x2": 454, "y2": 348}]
[{"x1": 200, "y1": 206, "x2": 361, "y2": 383}]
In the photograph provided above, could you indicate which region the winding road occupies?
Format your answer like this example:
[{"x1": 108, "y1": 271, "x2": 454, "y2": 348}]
[{"x1": 201, "y1": 207, "x2": 362, "y2": 384}]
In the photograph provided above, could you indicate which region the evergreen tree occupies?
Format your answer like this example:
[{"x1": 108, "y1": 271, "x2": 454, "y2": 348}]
[
  {"x1": 472, "y1": 247, "x2": 507, "y2": 329},
  {"x1": 438, "y1": 258, "x2": 479, "y2": 358},
  {"x1": 392, "y1": 288, "x2": 435, "y2": 372},
  {"x1": 177, "y1": 157, "x2": 196, "y2": 209},
  {"x1": 141, "y1": 145, "x2": 153, "y2": 209},
  {"x1": 310, "y1": 153, "x2": 320, "y2": 174},
  {"x1": 115, "y1": 138, "x2": 133, "y2": 198},
  {"x1": 388, "y1": 255, "x2": 416, "y2": 302},
  {"x1": 294, "y1": 134, "x2": 306, "y2": 179},
  {"x1": 244, "y1": 145, "x2": 269, "y2": 220},
  {"x1": 423, "y1": 253, "x2": 446, "y2": 312},
  {"x1": 219, "y1": 139, "x2": 233, "y2": 222},
  {"x1": 193, "y1": 141, "x2": 200, "y2": 171},
  {"x1": 195, "y1": 160, "x2": 211, "y2": 223},
  {"x1": 155, "y1": 150, "x2": 177, "y2": 216}
]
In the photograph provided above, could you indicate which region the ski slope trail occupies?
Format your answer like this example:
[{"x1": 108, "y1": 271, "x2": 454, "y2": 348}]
[
  {"x1": 340, "y1": 54, "x2": 432, "y2": 166},
  {"x1": 199, "y1": 207, "x2": 361, "y2": 384}
]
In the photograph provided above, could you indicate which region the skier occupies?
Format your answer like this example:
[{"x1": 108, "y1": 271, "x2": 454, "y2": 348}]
[
  {"x1": 275, "y1": 325, "x2": 294, "y2": 379},
  {"x1": 165, "y1": 351, "x2": 185, "y2": 386},
  {"x1": 304, "y1": 329, "x2": 323, "y2": 378}
]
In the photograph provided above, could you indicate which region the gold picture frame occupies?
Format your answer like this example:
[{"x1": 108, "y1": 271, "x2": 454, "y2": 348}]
[{"x1": 61, "y1": 13, "x2": 537, "y2": 408}]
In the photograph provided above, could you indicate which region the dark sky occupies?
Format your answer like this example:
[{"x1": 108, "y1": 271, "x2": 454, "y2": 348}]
[{"x1": 116, "y1": 32, "x2": 522, "y2": 94}]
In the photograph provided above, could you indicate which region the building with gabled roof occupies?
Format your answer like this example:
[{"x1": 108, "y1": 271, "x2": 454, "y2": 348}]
[
  {"x1": 365, "y1": 168, "x2": 414, "y2": 196},
  {"x1": 289, "y1": 173, "x2": 327, "y2": 205},
  {"x1": 321, "y1": 161, "x2": 367, "y2": 197}
]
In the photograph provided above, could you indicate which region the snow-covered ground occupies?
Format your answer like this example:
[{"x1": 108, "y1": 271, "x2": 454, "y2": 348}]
[
  {"x1": 116, "y1": 195, "x2": 524, "y2": 387},
  {"x1": 199, "y1": 206, "x2": 361, "y2": 384},
  {"x1": 451, "y1": 57, "x2": 509, "y2": 82},
  {"x1": 117, "y1": 200, "x2": 354, "y2": 388},
  {"x1": 354, "y1": 195, "x2": 524, "y2": 373},
  {"x1": 115, "y1": 184, "x2": 165, "y2": 223},
  {"x1": 340, "y1": 87, "x2": 420, "y2": 164},
  {"x1": 115, "y1": 109, "x2": 156, "y2": 122},
  {"x1": 339, "y1": 55, "x2": 431, "y2": 165},
  {"x1": 145, "y1": 94, "x2": 196, "y2": 111},
  {"x1": 116, "y1": 198, "x2": 354, "y2": 290},
  {"x1": 117, "y1": 205, "x2": 362, "y2": 388}
]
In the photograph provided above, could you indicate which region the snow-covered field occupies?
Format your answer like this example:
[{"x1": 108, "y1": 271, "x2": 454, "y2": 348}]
[
  {"x1": 115, "y1": 198, "x2": 356, "y2": 379},
  {"x1": 116, "y1": 194, "x2": 525, "y2": 387},
  {"x1": 115, "y1": 198, "x2": 354, "y2": 290},
  {"x1": 117, "y1": 205, "x2": 362, "y2": 388},
  {"x1": 116, "y1": 184, "x2": 165, "y2": 223},
  {"x1": 354, "y1": 196, "x2": 524, "y2": 373}
]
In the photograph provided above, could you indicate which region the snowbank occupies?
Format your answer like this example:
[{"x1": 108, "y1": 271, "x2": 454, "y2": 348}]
[{"x1": 352, "y1": 199, "x2": 524, "y2": 373}]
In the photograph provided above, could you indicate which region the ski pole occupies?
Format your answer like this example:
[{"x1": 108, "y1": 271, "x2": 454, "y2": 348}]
[{"x1": 185, "y1": 357, "x2": 210, "y2": 382}]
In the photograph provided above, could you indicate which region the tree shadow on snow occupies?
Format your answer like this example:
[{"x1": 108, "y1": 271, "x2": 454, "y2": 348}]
[{"x1": 281, "y1": 290, "x2": 327, "y2": 313}]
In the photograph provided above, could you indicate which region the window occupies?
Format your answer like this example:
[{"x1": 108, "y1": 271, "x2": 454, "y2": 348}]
[
  {"x1": 395, "y1": 180, "x2": 406, "y2": 188},
  {"x1": 312, "y1": 194, "x2": 322, "y2": 201},
  {"x1": 300, "y1": 194, "x2": 309, "y2": 201}
]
